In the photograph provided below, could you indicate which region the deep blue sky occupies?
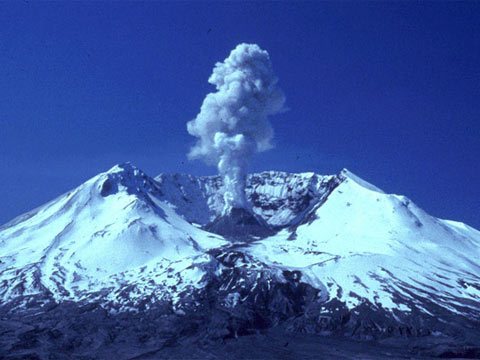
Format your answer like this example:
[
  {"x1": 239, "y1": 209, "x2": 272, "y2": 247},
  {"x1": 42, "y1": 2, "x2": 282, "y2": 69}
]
[{"x1": 0, "y1": 2, "x2": 479, "y2": 228}]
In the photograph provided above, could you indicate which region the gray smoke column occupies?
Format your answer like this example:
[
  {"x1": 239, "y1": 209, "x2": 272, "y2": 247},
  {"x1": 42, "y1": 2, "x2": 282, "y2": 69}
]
[{"x1": 187, "y1": 43, "x2": 285, "y2": 214}]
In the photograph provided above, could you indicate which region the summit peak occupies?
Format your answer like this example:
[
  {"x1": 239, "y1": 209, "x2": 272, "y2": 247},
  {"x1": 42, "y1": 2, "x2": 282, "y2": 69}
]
[
  {"x1": 105, "y1": 162, "x2": 141, "y2": 176},
  {"x1": 99, "y1": 163, "x2": 158, "y2": 197},
  {"x1": 339, "y1": 168, "x2": 384, "y2": 193}
]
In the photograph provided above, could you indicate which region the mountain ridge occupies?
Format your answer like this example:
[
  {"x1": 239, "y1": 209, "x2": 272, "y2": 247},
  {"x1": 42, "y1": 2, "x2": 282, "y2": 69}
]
[{"x1": 1, "y1": 163, "x2": 479, "y2": 358}]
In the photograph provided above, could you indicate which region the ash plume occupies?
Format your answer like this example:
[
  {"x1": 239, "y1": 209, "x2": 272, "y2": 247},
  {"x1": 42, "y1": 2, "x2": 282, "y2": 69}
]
[{"x1": 187, "y1": 43, "x2": 285, "y2": 213}]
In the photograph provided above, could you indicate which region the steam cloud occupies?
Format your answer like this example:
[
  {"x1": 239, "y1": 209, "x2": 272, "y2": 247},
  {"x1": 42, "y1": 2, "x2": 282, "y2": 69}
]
[{"x1": 187, "y1": 43, "x2": 285, "y2": 213}]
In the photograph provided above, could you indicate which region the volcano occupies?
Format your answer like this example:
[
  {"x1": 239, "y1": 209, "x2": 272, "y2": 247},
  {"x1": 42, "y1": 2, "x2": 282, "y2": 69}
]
[{"x1": 0, "y1": 164, "x2": 479, "y2": 359}]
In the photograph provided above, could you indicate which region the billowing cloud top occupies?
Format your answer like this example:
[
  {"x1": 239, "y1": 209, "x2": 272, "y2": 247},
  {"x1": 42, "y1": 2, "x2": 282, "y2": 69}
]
[{"x1": 187, "y1": 43, "x2": 285, "y2": 212}]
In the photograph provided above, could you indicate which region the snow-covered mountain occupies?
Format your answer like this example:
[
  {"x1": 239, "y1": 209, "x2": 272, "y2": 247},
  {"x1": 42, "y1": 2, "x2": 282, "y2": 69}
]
[
  {"x1": 0, "y1": 164, "x2": 227, "y2": 310},
  {"x1": 156, "y1": 167, "x2": 480, "y2": 319},
  {"x1": 1, "y1": 163, "x2": 479, "y2": 358}
]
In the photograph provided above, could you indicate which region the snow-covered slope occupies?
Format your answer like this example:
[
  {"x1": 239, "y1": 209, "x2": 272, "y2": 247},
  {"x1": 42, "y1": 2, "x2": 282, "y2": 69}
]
[
  {"x1": 247, "y1": 169, "x2": 480, "y2": 319},
  {"x1": 0, "y1": 164, "x2": 226, "y2": 309},
  {"x1": 1, "y1": 163, "x2": 479, "y2": 330}
]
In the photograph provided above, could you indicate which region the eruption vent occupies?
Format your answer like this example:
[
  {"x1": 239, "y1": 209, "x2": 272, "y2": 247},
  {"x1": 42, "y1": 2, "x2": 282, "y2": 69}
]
[{"x1": 187, "y1": 43, "x2": 285, "y2": 214}]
